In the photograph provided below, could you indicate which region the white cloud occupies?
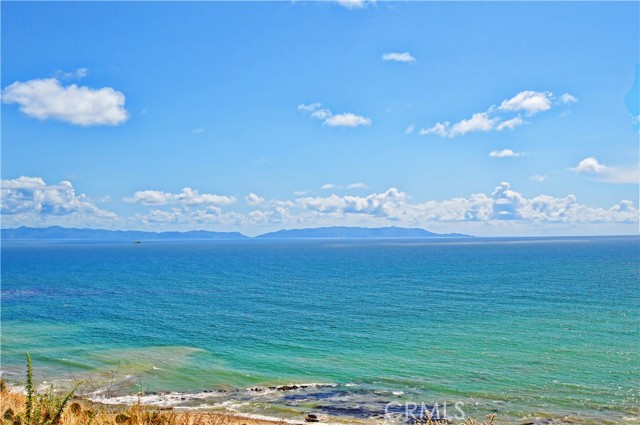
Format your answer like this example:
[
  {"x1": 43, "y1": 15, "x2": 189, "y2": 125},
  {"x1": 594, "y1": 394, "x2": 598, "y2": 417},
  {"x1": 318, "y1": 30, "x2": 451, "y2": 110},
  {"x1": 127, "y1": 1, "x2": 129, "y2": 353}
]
[
  {"x1": 297, "y1": 103, "x2": 321, "y2": 112},
  {"x1": 382, "y1": 52, "x2": 416, "y2": 63},
  {"x1": 2, "y1": 78, "x2": 128, "y2": 126},
  {"x1": 245, "y1": 193, "x2": 265, "y2": 206},
  {"x1": 324, "y1": 112, "x2": 371, "y2": 127},
  {"x1": 496, "y1": 116, "x2": 525, "y2": 131},
  {"x1": 419, "y1": 122, "x2": 450, "y2": 137},
  {"x1": 530, "y1": 175, "x2": 548, "y2": 182},
  {"x1": 125, "y1": 187, "x2": 236, "y2": 206},
  {"x1": 321, "y1": 182, "x2": 367, "y2": 191},
  {"x1": 498, "y1": 90, "x2": 554, "y2": 115},
  {"x1": 347, "y1": 182, "x2": 367, "y2": 189},
  {"x1": 57, "y1": 68, "x2": 89, "y2": 80},
  {"x1": 311, "y1": 108, "x2": 332, "y2": 120},
  {"x1": 423, "y1": 113, "x2": 499, "y2": 138},
  {"x1": 489, "y1": 149, "x2": 525, "y2": 158},
  {"x1": 420, "y1": 90, "x2": 574, "y2": 138},
  {"x1": 131, "y1": 207, "x2": 245, "y2": 227},
  {"x1": 571, "y1": 157, "x2": 608, "y2": 174},
  {"x1": 559, "y1": 93, "x2": 578, "y2": 105},
  {"x1": 570, "y1": 157, "x2": 639, "y2": 184},
  {"x1": 335, "y1": 0, "x2": 367, "y2": 9},
  {"x1": 449, "y1": 112, "x2": 499, "y2": 137},
  {"x1": 298, "y1": 188, "x2": 408, "y2": 217},
  {"x1": 3, "y1": 178, "x2": 636, "y2": 234},
  {"x1": 273, "y1": 183, "x2": 638, "y2": 226},
  {"x1": 404, "y1": 124, "x2": 415, "y2": 135},
  {"x1": 192, "y1": 128, "x2": 205, "y2": 134},
  {"x1": 299, "y1": 103, "x2": 371, "y2": 128},
  {"x1": 1, "y1": 176, "x2": 116, "y2": 227}
]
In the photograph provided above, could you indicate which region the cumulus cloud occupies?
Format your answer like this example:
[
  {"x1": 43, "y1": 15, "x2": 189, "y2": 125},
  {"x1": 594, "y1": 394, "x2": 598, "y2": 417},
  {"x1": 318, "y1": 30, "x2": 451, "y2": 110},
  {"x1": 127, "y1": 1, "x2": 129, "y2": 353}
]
[
  {"x1": 449, "y1": 112, "x2": 499, "y2": 137},
  {"x1": 2, "y1": 78, "x2": 128, "y2": 126},
  {"x1": 321, "y1": 184, "x2": 336, "y2": 190},
  {"x1": 382, "y1": 52, "x2": 416, "y2": 63},
  {"x1": 498, "y1": 91, "x2": 554, "y2": 115},
  {"x1": 1, "y1": 176, "x2": 116, "y2": 227},
  {"x1": 324, "y1": 113, "x2": 371, "y2": 127},
  {"x1": 570, "y1": 157, "x2": 639, "y2": 184},
  {"x1": 3, "y1": 177, "x2": 636, "y2": 233},
  {"x1": 571, "y1": 157, "x2": 608, "y2": 174},
  {"x1": 263, "y1": 182, "x2": 637, "y2": 226},
  {"x1": 489, "y1": 149, "x2": 526, "y2": 158},
  {"x1": 420, "y1": 90, "x2": 574, "y2": 138},
  {"x1": 131, "y1": 207, "x2": 246, "y2": 228},
  {"x1": 245, "y1": 193, "x2": 265, "y2": 206},
  {"x1": 299, "y1": 102, "x2": 372, "y2": 128},
  {"x1": 298, "y1": 188, "x2": 408, "y2": 217},
  {"x1": 125, "y1": 187, "x2": 236, "y2": 206}
]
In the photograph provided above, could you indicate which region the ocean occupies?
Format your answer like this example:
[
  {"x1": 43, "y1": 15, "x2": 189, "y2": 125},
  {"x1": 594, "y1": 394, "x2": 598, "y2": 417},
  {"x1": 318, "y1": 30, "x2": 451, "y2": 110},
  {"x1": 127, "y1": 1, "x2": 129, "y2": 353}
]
[{"x1": 1, "y1": 236, "x2": 638, "y2": 424}]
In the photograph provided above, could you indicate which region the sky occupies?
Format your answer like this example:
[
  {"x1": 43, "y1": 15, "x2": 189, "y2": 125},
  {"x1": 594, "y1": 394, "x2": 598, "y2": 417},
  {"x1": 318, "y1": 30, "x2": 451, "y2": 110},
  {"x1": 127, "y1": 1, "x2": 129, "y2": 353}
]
[{"x1": 1, "y1": 1, "x2": 639, "y2": 236}]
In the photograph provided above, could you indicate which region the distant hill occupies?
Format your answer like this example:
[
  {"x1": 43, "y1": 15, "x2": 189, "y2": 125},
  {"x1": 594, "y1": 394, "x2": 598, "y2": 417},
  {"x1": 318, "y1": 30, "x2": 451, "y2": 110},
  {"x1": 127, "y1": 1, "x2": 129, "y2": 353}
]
[
  {"x1": 1, "y1": 226, "x2": 248, "y2": 241},
  {"x1": 256, "y1": 226, "x2": 471, "y2": 239},
  {"x1": 1, "y1": 225, "x2": 472, "y2": 241}
]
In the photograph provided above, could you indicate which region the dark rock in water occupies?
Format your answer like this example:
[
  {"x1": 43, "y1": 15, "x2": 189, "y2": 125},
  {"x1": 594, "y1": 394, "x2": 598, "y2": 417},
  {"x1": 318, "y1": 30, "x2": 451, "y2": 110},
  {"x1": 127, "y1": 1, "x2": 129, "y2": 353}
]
[
  {"x1": 314, "y1": 405, "x2": 372, "y2": 419},
  {"x1": 305, "y1": 414, "x2": 319, "y2": 422},
  {"x1": 284, "y1": 389, "x2": 351, "y2": 401},
  {"x1": 315, "y1": 402, "x2": 443, "y2": 424}
]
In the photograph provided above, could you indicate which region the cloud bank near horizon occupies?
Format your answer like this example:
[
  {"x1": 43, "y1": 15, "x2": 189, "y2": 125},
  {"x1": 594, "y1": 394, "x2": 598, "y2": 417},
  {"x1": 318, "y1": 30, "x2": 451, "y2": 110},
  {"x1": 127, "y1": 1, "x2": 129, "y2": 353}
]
[{"x1": 2, "y1": 176, "x2": 637, "y2": 235}]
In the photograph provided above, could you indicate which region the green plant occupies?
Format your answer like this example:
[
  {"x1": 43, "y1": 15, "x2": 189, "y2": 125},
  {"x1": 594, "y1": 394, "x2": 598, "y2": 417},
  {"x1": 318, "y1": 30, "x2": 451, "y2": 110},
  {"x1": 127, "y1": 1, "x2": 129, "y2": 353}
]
[
  {"x1": 23, "y1": 353, "x2": 81, "y2": 425},
  {"x1": 25, "y1": 353, "x2": 34, "y2": 425}
]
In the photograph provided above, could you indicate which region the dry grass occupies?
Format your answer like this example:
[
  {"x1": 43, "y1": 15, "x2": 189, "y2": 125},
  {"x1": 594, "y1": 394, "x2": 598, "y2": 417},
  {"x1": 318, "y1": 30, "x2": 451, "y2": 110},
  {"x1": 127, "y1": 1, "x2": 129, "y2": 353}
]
[{"x1": 0, "y1": 386, "x2": 290, "y2": 425}]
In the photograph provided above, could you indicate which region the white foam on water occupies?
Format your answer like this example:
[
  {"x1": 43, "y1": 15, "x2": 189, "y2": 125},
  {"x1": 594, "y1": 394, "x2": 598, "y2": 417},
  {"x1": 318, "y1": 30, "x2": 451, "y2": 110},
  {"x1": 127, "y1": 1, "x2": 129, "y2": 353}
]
[{"x1": 90, "y1": 390, "x2": 225, "y2": 407}]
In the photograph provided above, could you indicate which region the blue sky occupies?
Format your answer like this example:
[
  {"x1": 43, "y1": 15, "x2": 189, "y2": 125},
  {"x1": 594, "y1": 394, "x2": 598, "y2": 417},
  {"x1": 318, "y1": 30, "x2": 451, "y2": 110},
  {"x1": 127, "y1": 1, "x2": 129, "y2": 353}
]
[{"x1": 2, "y1": 1, "x2": 639, "y2": 236}]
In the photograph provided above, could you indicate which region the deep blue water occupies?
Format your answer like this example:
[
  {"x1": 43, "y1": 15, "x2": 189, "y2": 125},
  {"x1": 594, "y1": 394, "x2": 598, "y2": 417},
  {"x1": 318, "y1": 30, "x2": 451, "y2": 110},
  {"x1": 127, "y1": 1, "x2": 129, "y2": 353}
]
[{"x1": 1, "y1": 237, "x2": 638, "y2": 424}]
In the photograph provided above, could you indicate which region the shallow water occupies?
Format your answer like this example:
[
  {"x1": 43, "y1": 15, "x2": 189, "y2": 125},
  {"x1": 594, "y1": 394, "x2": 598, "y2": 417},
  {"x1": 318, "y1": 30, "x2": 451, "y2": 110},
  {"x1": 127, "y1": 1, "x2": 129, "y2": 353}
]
[{"x1": 2, "y1": 237, "x2": 639, "y2": 424}]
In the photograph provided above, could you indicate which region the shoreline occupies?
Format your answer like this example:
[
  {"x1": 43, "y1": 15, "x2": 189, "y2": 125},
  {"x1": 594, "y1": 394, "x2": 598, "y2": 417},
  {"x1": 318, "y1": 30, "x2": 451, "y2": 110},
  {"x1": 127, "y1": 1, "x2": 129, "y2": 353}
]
[{"x1": 3, "y1": 380, "x2": 637, "y2": 425}]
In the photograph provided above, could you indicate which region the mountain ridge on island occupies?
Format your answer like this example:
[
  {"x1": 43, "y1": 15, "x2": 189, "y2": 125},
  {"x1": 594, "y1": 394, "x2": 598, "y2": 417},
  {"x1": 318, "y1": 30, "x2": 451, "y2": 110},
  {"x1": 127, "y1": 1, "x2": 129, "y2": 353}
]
[
  {"x1": 1, "y1": 225, "x2": 472, "y2": 240},
  {"x1": 0, "y1": 225, "x2": 248, "y2": 241},
  {"x1": 256, "y1": 226, "x2": 471, "y2": 239}
]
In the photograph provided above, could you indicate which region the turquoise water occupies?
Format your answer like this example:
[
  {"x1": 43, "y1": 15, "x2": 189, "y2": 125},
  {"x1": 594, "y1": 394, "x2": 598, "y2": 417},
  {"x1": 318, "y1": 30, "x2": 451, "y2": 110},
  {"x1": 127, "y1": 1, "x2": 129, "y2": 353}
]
[{"x1": 1, "y1": 237, "x2": 639, "y2": 424}]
